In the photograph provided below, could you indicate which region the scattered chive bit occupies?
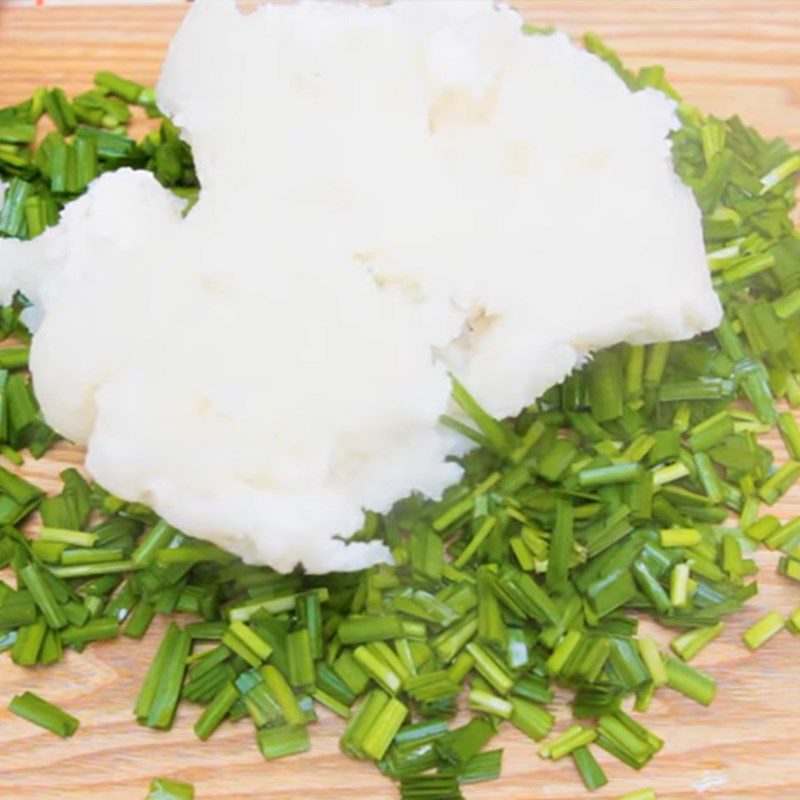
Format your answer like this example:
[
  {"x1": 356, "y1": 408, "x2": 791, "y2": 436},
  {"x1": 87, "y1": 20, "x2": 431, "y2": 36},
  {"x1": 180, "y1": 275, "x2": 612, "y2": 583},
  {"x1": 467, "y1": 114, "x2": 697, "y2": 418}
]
[
  {"x1": 8, "y1": 691, "x2": 79, "y2": 737},
  {"x1": 147, "y1": 778, "x2": 195, "y2": 800},
  {"x1": 787, "y1": 605, "x2": 800, "y2": 634},
  {"x1": 615, "y1": 791, "x2": 657, "y2": 800},
  {"x1": 742, "y1": 611, "x2": 785, "y2": 650},
  {"x1": 0, "y1": 30, "x2": 799, "y2": 800}
]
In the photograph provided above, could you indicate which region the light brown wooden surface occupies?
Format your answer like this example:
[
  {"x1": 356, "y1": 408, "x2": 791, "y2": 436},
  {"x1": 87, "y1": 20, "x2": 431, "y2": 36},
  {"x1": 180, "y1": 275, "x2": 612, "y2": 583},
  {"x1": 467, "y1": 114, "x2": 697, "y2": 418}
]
[{"x1": 1, "y1": 2, "x2": 800, "y2": 798}]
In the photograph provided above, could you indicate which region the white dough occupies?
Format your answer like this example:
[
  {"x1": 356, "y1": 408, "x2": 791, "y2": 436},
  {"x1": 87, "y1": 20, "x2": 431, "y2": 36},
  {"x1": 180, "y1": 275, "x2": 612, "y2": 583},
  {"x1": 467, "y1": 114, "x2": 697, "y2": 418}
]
[{"x1": 0, "y1": 0, "x2": 721, "y2": 572}]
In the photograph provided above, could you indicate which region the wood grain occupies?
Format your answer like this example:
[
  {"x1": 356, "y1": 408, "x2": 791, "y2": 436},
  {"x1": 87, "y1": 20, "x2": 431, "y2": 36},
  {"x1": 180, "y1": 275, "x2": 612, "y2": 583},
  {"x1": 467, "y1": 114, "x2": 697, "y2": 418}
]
[{"x1": 1, "y1": 3, "x2": 800, "y2": 799}]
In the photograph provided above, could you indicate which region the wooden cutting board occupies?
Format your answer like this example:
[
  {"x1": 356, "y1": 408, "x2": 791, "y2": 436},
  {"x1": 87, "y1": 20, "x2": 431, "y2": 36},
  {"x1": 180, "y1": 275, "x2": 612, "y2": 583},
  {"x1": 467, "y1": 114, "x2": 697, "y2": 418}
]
[{"x1": 1, "y1": 3, "x2": 800, "y2": 798}]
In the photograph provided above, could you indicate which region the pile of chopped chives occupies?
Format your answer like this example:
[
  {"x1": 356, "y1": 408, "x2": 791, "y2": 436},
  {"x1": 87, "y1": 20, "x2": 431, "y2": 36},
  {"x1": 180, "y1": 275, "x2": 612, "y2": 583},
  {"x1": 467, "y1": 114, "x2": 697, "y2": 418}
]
[{"x1": 1, "y1": 30, "x2": 799, "y2": 800}]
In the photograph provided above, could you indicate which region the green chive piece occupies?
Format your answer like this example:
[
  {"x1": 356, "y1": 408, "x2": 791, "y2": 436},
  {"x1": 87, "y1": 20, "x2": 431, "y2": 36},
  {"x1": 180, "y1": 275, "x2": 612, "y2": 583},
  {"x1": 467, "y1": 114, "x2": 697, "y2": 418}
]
[
  {"x1": 659, "y1": 528, "x2": 701, "y2": 548},
  {"x1": 43, "y1": 88, "x2": 77, "y2": 135},
  {"x1": 467, "y1": 689, "x2": 513, "y2": 719},
  {"x1": 449, "y1": 748, "x2": 503, "y2": 784},
  {"x1": 9, "y1": 691, "x2": 79, "y2": 737},
  {"x1": 509, "y1": 696, "x2": 554, "y2": 741},
  {"x1": 669, "y1": 563, "x2": 691, "y2": 608},
  {"x1": 260, "y1": 664, "x2": 307, "y2": 725},
  {"x1": 135, "y1": 622, "x2": 191, "y2": 729},
  {"x1": 11, "y1": 617, "x2": 47, "y2": 666},
  {"x1": 670, "y1": 623, "x2": 725, "y2": 661},
  {"x1": 60, "y1": 617, "x2": 120, "y2": 647},
  {"x1": 19, "y1": 562, "x2": 67, "y2": 630},
  {"x1": 572, "y1": 745, "x2": 608, "y2": 790},
  {"x1": 194, "y1": 681, "x2": 238, "y2": 741},
  {"x1": 123, "y1": 601, "x2": 155, "y2": 639},
  {"x1": 361, "y1": 696, "x2": 408, "y2": 760},
  {"x1": 94, "y1": 71, "x2": 147, "y2": 104},
  {"x1": 664, "y1": 658, "x2": 716, "y2": 706},
  {"x1": 742, "y1": 610, "x2": 785, "y2": 650},
  {"x1": 437, "y1": 717, "x2": 494, "y2": 765},
  {"x1": 546, "y1": 499, "x2": 573, "y2": 591},
  {"x1": 759, "y1": 461, "x2": 800, "y2": 504},
  {"x1": 222, "y1": 620, "x2": 273, "y2": 667},
  {"x1": 258, "y1": 724, "x2": 311, "y2": 760},
  {"x1": 786, "y1": 605, "x2": 800, "y2": 635},
  {"x1": 399, "y1": 774, "x2": 464, "y2": 800},
  {"x1": 539, "y1": 724, "x2": 597, "y2": 760},
  {"x1": 147, "y1": 778, "x2": 195, "y2": 800}
]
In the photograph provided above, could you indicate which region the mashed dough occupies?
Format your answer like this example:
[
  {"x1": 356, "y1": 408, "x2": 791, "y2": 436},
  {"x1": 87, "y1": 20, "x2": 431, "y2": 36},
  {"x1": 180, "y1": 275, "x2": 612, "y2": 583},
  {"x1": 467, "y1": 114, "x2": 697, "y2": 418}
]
[{"x1": 0, "y1": 1, "x2": 721, "y2": 572}]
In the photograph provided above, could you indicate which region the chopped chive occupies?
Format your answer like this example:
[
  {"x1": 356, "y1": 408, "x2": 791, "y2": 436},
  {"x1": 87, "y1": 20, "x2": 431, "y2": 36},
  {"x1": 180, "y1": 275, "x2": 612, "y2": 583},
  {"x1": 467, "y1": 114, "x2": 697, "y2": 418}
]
[
  {"x1": 539, "y1": 724, "x2": 597, "y2": 760},
  {"x1": 258, "y1": 724, "x2": 311, "y2": 760},
  {"x1": 94, "y1": 71, "x2": 149, "y2": 105},
  {"x1": 787, "y1": 605, "x2": 800, "y2": 635},
  {"x1": 135, "y1": 622, "x2": 191, "y2": 729},
  {"x1": 659, "y1": 528, "x2": 701, "y2": 548},
  {"x1": 399, "y1": 774, "x2": 464, "y2": 800},
  {"x1": 670, "y1": 622, "x2": 725, "y2": 661},
  {"x1": 509, "y1": 696, "x2": 554, "y2": 741},
  {"x1": 437, "y1": 717, "x2": 494, "y2": 765},
  {"x1": 361, "y1": 696, "x2": 408, "y2": 760},
  {"x1": 222, "y1": 620, "x2": 272, "y2": 667},
  {"x1": 759, "y1": 461, "x2": 800, "y2": 504},
  {"x1": 9, "y1": 691, "x2": 79, "y2": 737},
  {"x1": 48, "y1": 559, "x2": 138, "y2": 579},
  {"x1": 546, "y1": 499, "x2": 573, "y2": 591},
  {"x1": 60, "y1": 617, "x2": 119, "y2": 646},
  {"x1": 578, "y1": 462, "x2": 641, "y2": 487},
  {"x1": 194, "y1": 681, "x2": 238, "y2": 741},
  {"x1": 339, "y1": 614, "x2": 405, "y2": 644},
  {"x1": 43, "y1": 88, "x2": 77, "y2": 135},
  {"x1": 465, "y1": 642, "x2": 513, "y2": 695},
  {"x1": 147, "y1": 778, "x2": 195, "y2": 800},
  {"x1": 341, "y1": 689, "x2": 391, "y2": 759},
  {"x1": 664, "y1": 658, "x2": 716, "y2": 706},
  {"x1": 467, "y1": 689, "x2": 513, "y2": 719},
  {"x1": 572, "y1": 745, "x2": 608, "y2": 790},
  {"x1": 312, "y1": 689, "x2": 350, "y2": 718},
  {"x1": 60, "y1": 547, "x2": 124, "y2": 566},
  {"x1": 19, "y1": 562, "x2": 67, "y2": 630},
  {"x1": 287, "y1": 628, "x2": 315, "y2": 690},
  {"x1": 10, "y1": 617, "x2": 46, "y2": 666},
  {"x1": 669, "y1": 563, "x2": 691, "y2": 608},
  {"x1": 0, "y1": 466, "x2": 44, "y2": 506},
  {"x1": 779, "y1": 556, "x2": 800, "y2": 581},
  {"x1": 123, "y1": 600, "x2": 155, "y2": 639},
  {"x1": 745, "y1": 515, "x2": 781, "y2": 543},
  {"x1": 742, "y1": 610, "x2": 785, "y2": 650},
  {"x1": 131, "y1": 520, "x2": 177, "y2": 566},
  {"x1": 260, "y1": 664, "x2": 307, "y2": 725},
  {"x1": 449, "y1": 748, "x2": 503, "y2": 784}
]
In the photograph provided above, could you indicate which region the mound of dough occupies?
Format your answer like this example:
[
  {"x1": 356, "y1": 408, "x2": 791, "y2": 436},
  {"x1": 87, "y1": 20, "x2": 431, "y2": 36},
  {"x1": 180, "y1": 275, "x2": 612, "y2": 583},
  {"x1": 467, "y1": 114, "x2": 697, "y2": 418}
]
[{"x1": 0, "y1": 1, "x2": 720, "y2": 572}]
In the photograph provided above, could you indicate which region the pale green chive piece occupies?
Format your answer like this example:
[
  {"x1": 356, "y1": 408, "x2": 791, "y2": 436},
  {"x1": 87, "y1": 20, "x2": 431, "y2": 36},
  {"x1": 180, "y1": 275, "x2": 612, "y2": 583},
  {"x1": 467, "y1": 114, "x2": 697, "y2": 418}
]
[
  {"x1": 258, "y1": 724, "x2": 311, "y2": 760},
  {"x1": 38, "y1": 526, "x2": 98, "y2": 547},
  {"x1": 742, "y1": 610, "x2": 785, "y2": 650},
  {"x1": 669, "y1": 563, "x2": 691, "y2": 608},
  {"x1": 659, "y1": 528, "x2": 701, "y2": 548},
  {"x1": 637, "y1": 637, "x2": 667, "y2": 687},
  {"x1": 147, "y1": 778, "x2": 195, "y2": 800},
  {"x1": 614, "y1": 791, "x2": 657, "y2": 800}
]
